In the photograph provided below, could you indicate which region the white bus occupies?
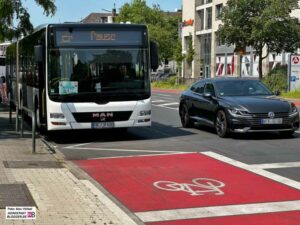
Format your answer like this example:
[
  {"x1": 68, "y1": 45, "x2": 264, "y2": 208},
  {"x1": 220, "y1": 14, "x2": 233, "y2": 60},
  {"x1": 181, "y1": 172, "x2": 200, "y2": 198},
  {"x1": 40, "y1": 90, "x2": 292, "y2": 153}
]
[{"x1": 6, "y1": 23, "x2": 158, "y2": 131}]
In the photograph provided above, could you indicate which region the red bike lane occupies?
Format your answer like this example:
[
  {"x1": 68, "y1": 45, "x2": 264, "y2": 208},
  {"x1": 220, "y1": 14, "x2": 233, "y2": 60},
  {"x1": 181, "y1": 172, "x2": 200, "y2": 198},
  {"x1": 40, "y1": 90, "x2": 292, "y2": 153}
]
[{"x1": 75, "y1": 153, "x2": 300, "y2": 224}]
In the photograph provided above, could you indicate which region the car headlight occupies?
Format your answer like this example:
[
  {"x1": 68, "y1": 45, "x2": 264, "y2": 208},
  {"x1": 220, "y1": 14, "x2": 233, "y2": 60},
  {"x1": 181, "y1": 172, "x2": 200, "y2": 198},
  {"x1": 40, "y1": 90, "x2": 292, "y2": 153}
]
[
  {"x1": 227, "y1": 108, "x2": 250, "y2": 117},
  {"x1": 290, "y1": 103, "x2": 299, "y2": 114}
]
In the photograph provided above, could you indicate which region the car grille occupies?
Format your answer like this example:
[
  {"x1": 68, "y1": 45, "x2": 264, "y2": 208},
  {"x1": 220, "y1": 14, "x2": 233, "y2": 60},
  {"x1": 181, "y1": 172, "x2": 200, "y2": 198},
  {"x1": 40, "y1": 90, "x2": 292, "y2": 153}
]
[
  {"x1": 241, "y1": 112, "x2": 294, "y2": 127},
  {"x1": 72, "y1": 111, "x2": 132, "y2": 123}
]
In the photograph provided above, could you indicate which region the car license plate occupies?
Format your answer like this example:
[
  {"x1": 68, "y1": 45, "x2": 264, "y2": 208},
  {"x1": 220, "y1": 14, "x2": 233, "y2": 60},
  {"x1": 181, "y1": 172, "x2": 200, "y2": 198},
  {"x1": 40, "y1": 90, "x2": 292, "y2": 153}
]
[
  {"x1": 91, "y1": 122, "x2": 115, "y2": 129},
  {"x1": 261, "y1": 118, "x2": 283, "y2": 125}
]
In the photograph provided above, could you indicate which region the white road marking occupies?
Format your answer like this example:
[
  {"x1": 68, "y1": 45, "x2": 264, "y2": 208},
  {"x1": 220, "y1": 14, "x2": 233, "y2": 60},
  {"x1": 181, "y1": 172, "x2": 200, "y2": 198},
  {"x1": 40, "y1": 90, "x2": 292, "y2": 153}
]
[
  {"x1": 154, "y1": 105, "x2": 179, "y2": 111},
  {"x1": 156, "y1": 94, "x2": 173, "y2": 97},
  {"x1": 89, "y1": 152, "x2": 190, "y2": 160},
  {"x1": 296, "y1": 131, "x2": 300, "y2": 134},
  {"x1": 136, "y1": 200, "x2": 300, "y2": 223},
  {"x1": 81, "y1": 180, "x2": 138, "y2": 225},
  {"x1": 202, "y1": 151, "x2": 300, "y2": 190},
  {"x1": 64, "y1": 142, "x2": 93, "y2": 149},
  {"x1": 157, "y1": 102, "x2": 179, "y2": 106},
  {"x1": 64, "y1": 146, "x2": 184, "y2": 154},
  {"x1": 153, "y1": 178, "x2": 225, "y2": 196},
  {"x1": 151, "y1": 100, "x2": 165, "y2": 103},
  {"x1": 250, "y1": 162, "x2": 300, "y2": 169}
]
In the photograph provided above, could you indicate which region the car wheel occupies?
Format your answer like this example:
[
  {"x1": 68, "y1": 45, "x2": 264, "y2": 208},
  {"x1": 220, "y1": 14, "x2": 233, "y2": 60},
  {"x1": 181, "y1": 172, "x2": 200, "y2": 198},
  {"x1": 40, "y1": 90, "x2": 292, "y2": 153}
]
[
  {"x1": 215, "y1": 110, "x2": 228, "y2": 138},
  {"x1": 180, "y1": 104, "x2": 193, "y2": 128}
]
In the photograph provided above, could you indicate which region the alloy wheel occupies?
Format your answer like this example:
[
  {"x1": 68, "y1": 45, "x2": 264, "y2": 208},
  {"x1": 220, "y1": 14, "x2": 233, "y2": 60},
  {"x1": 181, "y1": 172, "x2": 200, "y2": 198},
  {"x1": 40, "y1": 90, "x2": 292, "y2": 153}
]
[
  {"x1": 216, "y1": 110, "x2": 228, "y2": 138},
  {"x1": 180, "y1": 104, "x2": 192, "y2": 128}
]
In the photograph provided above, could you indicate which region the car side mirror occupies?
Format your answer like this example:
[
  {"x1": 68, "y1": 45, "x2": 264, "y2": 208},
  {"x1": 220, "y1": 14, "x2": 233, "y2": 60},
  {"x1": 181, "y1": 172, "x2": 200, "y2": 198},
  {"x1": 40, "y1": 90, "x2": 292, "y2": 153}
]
[
  {"x1": 274, "y1": 90, "x2": 280, "y2": 96},
  {"x1": 204, "y1": 92, "x2": 213, "y2": 98},
  {"x1": 34, "y1": 45, "x2": 43, "y2": 63}
]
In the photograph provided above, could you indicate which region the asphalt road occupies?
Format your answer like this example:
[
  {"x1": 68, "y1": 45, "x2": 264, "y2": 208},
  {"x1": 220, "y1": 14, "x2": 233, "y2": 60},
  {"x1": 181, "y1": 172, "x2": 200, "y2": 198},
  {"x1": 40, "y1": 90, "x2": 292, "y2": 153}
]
[
  {"x1": 44, "y1": 90, "x2": 300, "y2": 224},
  {"x1": 47, "y1": 90, "x2": 300, "y2": 168}
]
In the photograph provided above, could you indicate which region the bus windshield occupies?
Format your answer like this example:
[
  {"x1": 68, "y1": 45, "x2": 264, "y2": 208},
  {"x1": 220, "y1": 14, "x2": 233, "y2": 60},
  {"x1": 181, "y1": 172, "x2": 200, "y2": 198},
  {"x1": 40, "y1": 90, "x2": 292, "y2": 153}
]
[{"x1": 48, "y1": 47, "x2": 149, "y2": 101}]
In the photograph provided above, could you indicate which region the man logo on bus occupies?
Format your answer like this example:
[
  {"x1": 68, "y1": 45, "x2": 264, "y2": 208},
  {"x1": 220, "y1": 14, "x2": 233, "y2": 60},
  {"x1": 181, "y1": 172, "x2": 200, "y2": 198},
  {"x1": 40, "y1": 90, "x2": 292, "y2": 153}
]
[{"x1": 93, "y1": 112, "x2": 114, "y2": 121}]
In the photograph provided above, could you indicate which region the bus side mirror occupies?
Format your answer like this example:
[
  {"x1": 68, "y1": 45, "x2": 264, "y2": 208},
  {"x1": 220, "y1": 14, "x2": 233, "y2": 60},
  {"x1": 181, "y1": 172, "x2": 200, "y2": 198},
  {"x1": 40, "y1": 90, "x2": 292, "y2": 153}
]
[
  {"x1": 150, "y1": 41, "x2": 159, "y2": 71},
  {"x1": 34, "y1": 45, "x2": 43, "y2": 63}
]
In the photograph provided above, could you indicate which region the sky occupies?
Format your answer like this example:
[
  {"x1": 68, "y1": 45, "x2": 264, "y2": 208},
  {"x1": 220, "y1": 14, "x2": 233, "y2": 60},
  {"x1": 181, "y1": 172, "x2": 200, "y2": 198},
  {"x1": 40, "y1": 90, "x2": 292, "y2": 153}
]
[{"x1": 24, "y1": 0, "x2": 182, "y2": 27}]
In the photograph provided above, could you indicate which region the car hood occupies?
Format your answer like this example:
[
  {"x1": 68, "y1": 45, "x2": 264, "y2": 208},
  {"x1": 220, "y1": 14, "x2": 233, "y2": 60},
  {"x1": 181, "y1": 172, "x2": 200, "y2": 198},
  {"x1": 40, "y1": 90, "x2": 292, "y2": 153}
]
[{"x1": 221, "y1": 95, "x2": 291, "y2": 113}]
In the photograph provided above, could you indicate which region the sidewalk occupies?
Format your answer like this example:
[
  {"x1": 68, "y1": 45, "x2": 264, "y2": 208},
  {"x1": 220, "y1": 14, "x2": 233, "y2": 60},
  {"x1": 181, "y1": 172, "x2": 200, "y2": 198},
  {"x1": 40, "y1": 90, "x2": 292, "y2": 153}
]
[{"x1": 0, "y1": 104, "x2": 132, "y2": 225}]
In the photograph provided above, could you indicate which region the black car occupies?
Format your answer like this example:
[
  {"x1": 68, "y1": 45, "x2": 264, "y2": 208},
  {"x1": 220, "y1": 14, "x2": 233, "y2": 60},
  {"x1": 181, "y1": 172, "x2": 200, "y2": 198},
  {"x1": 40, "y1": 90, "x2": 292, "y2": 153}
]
[{"x1": 179, "y1": 77, "x2": 299, "y2": 137}]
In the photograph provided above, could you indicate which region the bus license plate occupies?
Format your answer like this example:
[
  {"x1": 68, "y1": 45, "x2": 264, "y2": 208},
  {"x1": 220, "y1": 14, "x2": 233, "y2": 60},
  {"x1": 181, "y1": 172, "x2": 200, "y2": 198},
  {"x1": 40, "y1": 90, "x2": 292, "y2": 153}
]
[
  {"x1": 92, "y1": 122, "x2": 115, "y2": 129},
  {"x1": 261, "y1": 118, "x2": 283, "y2": 125}
]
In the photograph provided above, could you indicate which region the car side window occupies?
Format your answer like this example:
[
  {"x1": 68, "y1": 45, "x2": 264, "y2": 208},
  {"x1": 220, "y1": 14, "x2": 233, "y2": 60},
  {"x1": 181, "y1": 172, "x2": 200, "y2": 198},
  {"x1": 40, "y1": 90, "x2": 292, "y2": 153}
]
[
  {"x1": 204, "y1": 83, "x2": 215, "y2": 96},
  {"x1": 191, "y1": 81, "x2": 205, "y2": 94}
]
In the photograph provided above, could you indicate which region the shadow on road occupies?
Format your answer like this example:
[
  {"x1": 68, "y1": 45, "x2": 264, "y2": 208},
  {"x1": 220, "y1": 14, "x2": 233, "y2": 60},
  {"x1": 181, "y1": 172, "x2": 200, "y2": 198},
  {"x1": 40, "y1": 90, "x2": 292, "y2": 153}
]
[
  {"x1": 194, "y1": 124, "x2": 300, "y2": 140},
  {"x1": 43, "y1": 121, "x2": 196, "y2": 144}
]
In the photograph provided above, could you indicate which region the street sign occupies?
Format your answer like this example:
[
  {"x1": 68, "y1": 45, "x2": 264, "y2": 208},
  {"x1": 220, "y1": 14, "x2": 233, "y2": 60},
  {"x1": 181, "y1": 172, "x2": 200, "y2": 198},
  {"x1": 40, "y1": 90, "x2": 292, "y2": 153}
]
[{"x1": 289, "y1": 54, "x2": 300, "y2": 91}]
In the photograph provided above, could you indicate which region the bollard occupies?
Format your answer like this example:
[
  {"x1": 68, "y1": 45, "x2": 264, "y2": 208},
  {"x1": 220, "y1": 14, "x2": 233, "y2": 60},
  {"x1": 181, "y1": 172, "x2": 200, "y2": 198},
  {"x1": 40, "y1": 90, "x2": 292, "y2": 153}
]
[
  {"x1": 8, "y1": 93, "x2": 12, "y2": 124},
  {"x1": 9, "y1": 102, "x2": 12, "y2": 124},
  {"x1": 16, "y1": 106, "x2": 19, "y2": 132},
  {"x1": 20, "y1": 108, "x2": 23, "y2": 137},
  {"x1": 32, "y1": 109, "x2": 36, "y2": 154}
]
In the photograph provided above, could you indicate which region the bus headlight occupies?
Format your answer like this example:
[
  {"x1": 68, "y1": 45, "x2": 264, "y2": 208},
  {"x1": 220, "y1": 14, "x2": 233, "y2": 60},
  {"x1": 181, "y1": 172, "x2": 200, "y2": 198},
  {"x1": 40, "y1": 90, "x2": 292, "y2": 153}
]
[
  {"x1": 139, "y1": 110, "x2": 151, "y2": 116},
  {"x1": 50, "y1": 113, "x2": 65, "y2": 119}
]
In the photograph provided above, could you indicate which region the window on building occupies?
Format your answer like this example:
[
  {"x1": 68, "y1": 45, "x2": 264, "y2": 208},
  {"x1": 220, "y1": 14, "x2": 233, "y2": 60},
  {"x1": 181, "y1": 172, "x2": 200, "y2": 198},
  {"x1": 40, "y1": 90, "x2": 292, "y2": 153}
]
[
  {"x1": 184, "y1": 36, "x2": 189, "y2": 52},
  {"x1": 197, "y1": 0, "x2": 205, "y2": 6},
  {"x1": 205, "y1": 7, "x2": 212, "y2": 29},
  {"x1": 100, "y1": 17, "x2": 108, "y2": 23},
  {"x1": 215, "y1": 32, "x2": 225, "y2": 46},
  {"x1": 198, "y1": 9, "x2": 205, "y2": 31},
  {"x1": 196, "y1": 0, "x2": 212, "y2": 6},
  {"x1": 201, "y1": 33, "x2": 212, "y2": 76},
  {"x1": 215, "y1": 4, "x2": 223, "y2": 20}
]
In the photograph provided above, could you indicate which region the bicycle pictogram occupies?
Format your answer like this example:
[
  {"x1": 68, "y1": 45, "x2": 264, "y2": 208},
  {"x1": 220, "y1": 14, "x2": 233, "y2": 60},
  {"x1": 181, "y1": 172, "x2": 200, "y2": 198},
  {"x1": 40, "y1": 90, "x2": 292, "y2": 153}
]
[{"x1": 153, "y1": 178, "x2": 225, "y2": 196}]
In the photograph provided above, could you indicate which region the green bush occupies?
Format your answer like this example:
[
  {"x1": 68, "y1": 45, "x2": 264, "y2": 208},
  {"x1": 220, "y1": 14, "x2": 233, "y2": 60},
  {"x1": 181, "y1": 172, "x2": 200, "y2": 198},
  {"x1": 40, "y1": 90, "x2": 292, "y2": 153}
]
[
  {"x1": 281, "y1": 90, "x2": 300, "y2": 99},
  {"x1": 151, "y1": 76, "x2": 188, "y2": 90},
  {"x1": 262, "y1": 65, "x2": 288, "y2": 92}
]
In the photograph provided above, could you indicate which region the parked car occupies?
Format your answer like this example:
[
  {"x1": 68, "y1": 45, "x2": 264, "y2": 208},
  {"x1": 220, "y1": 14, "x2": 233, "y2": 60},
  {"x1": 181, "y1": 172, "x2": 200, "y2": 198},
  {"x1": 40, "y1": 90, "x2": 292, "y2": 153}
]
[{"x1": 179, "y1": 77, "x2": 299, "y2": 137}]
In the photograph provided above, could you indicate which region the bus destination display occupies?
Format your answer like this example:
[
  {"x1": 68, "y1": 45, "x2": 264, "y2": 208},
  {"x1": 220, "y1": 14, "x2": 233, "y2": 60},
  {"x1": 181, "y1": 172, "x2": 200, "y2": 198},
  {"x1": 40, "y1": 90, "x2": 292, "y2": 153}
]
[{"x1": 55, "y1": 30, "x2": 143, "y2": 46}]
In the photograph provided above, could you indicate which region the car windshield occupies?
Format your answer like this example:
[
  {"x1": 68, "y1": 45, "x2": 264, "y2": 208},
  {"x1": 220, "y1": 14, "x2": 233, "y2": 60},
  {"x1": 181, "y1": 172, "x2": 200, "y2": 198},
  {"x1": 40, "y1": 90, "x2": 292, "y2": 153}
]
[
  {"x1": 215, "y1": 80, "x2": 273, "y2": 96},
  {"x1": 48, "y1": 48, "x2": 149, "y2": 98}
]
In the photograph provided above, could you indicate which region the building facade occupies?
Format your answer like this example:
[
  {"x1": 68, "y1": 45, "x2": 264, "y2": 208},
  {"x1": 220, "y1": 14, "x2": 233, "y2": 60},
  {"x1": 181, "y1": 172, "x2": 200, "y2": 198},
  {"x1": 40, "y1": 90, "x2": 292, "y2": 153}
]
[{"x1": 182, "y1": 0, "x2": 300, "y2": 80}]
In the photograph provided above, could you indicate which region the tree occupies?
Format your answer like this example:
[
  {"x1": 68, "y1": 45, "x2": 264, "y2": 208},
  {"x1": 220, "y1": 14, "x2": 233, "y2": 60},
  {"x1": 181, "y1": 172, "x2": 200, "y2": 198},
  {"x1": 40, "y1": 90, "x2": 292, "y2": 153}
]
[
  {"x1": 173, "y1": 40, "x2": 185, "y2": 83},
  {"x1": 0, "y1": 0, "x2": 56, "y2": 41},
  {"x1": 116, "y1": 0, "x2": 180, "y2": 64},
  {"x1": 185, "y1": 35, "x2": 195, "y2": 68},
  {"x1": 218, "y1": 0, "x2": 300, "y2": 79}
]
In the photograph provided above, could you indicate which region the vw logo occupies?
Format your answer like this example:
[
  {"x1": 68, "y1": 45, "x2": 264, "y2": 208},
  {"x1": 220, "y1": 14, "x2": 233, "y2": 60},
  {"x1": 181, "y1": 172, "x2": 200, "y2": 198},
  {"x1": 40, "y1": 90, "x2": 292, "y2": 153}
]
[{"x1": 268, "y1": 112, "x2": 275, "y2": 118}]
